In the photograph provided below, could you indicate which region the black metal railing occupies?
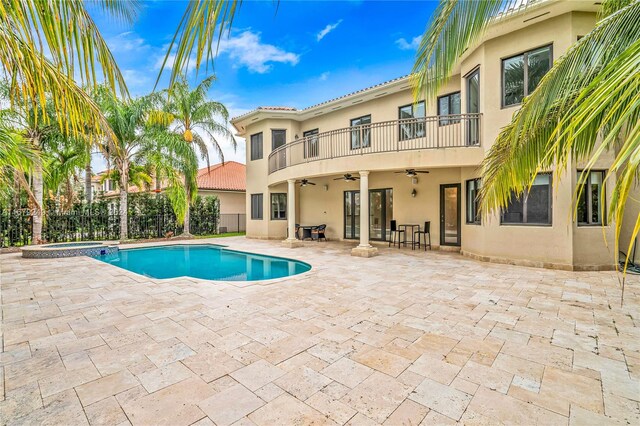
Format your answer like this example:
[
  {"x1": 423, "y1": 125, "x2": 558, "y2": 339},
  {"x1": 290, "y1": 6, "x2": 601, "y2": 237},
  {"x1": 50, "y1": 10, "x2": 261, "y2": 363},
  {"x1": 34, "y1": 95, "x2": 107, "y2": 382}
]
[
  {"x1": 268, "y1": 113, "x2": 482, "y2": 174},
  {"x1": 0, "y1": 209, "x2": 239, "y2": 247}
]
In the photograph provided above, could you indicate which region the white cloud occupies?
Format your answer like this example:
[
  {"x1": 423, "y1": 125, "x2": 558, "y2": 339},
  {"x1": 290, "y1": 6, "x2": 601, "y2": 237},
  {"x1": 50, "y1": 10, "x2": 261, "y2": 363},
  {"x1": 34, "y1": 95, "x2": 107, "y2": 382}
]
[
  {"x1": 107, "y1": 31, "x2": 151, "y2": 54},
  {"x1": 217, "y1": 31, "x2": 299, "y2": 74},
  {"x1": 319, "y1": 72, "x2": 330, "y2": 81},
  {"x1": 316, "y1": 20, "x2": 343, "y2": 42},
  {"x1": 395, "y1": 35, "x2": 422, "y2": 50}
]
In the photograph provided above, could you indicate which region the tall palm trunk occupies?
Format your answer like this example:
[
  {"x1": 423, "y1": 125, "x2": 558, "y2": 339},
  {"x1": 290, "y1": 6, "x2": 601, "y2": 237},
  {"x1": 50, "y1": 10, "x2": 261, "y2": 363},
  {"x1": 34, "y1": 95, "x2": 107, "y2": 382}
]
[
  {"x1": 119, "y1": 159, "x2": 129, "y2": 240},
  {"x1": 32, "y1": 160, "x2": 44, "y2": 243},
  {"x1": 85, "y1": 161, "x2": 92, "y2": 203},
  {"x1": 182, "y1": 175, "x2": 192, "y2": 236}
]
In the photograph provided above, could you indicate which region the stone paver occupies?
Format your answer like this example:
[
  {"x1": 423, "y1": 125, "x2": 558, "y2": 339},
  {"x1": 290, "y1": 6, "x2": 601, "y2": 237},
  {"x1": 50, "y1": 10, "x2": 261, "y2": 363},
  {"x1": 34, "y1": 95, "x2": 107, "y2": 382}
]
[{"x1": 1, "y1": 237, "x2": 639, "y2": 425}]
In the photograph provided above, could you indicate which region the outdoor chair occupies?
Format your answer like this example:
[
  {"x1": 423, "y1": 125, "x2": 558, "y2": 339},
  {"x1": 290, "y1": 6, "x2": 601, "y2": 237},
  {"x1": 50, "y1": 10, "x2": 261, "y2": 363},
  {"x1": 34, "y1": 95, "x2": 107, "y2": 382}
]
[
  {"x1": 311, "y1": 224, "x2": 327, "y2": 241},
  {"x1": 389, "y1": 220, "x2": 405, "y2": 248},
  {"x1": 414, "y1": 221, "x2": 432, "y2": 251}
]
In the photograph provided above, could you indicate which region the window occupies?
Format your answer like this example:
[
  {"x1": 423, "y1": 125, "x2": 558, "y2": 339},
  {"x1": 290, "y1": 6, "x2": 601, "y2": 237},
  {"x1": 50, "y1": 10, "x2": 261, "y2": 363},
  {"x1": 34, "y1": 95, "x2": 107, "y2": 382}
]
[
  {"x1": 271, "y1": 129, "x2": 286, "y2": 151},
  {"x1": 466, "y1": 178, "x2": 481, "y2": 224},
  {"x1": 350, "y1": 115, "x2": 371, "y2": 149},
  {"x1": 502, "y1": 45, "x2": 552, "y2": 107},
  {"x1": 250, "y1": 193, "x2": 263, "y2": 220},
  {"x1": 437, "y1": 92, "x2": 461, "y2": 125},
  {"x1": 270, "y1": 193, "x2": 287, "y2": 220},
  {"x1": 502, "y1": 173, "x2": 552, "y2": 225},
  {"x1": 303, "y1": 129, "x2": 319, "y2": 158},
  {"x1": 466, "y1": 68, "x2": 480, "y2": 145},
  {"x1": 250, "y1": 133, "x2": 263, "y2": 161},
  {"x1": 398, "y1": 101, "x2": 425, "y2": 140},
  {"x1": 577, "y1": 170, "x2": 605, "y2": 225}
]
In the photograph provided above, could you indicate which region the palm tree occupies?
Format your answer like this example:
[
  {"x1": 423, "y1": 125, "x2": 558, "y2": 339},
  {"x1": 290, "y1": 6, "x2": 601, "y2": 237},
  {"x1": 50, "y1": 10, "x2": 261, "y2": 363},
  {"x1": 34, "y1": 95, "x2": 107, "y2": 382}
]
[
  {"x1": 96, "y1": 88, "x2": 197, "y2": 240},
  {"x1": 411, "y1": 0, "x2": 640, "y2": 269},
  {"x1": 95, "y1": 89, "x2": 162, "y2": 240},
  {"x1": 0, "y1": 125, "x2": 37, "y2": 208},
  {"x1": 0, "y1": 1, "x2": 137, "y2": 140},
  {"x1": 163, "y1": 76, "x2": 235, "y2": 236}
]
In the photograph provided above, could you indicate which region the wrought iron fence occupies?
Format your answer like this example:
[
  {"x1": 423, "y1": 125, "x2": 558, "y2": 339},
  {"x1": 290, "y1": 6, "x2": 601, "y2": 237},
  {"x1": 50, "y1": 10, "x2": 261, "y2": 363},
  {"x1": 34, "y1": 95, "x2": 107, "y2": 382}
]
[
  {"x1": 218, "y1": 213, "x2": 246, "y2": 233},
  {"x1": 0, "y1": 209, "x2": 229, "y2": 247}
]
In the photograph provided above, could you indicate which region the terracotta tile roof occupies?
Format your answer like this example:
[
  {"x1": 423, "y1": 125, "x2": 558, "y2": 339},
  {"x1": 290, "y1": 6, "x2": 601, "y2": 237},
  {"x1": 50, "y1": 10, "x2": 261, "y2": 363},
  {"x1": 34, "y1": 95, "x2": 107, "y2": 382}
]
[
  {"x1": 230, "y1": 75, "x2": 410, "y2": 121},
  {"x1": 196, "y1": 161, "x2": 246, "y2": 192}
]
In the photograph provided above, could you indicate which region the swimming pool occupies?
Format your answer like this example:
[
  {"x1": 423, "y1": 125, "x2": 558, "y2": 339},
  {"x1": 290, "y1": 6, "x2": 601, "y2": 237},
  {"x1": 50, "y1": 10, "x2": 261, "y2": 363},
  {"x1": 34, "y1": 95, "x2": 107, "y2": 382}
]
[{"x1": 92, "y1": 244, "x2": 311, "y2": 281}]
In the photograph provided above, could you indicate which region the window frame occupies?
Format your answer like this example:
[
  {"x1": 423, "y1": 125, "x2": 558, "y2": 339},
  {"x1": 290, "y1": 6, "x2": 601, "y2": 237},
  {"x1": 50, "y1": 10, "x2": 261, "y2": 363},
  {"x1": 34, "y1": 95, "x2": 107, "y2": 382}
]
[
  {"x1": 271, "y1": 129, "x2": 287, "y2": 151},
  {"x1": 250, "y1": 132, "x2": 263, "y2": 161},
  {"x1": 465, "y1": 178, "x2": 481, "y2": 225},
  {"x1": 500, "y1": 173, "x2": 553, "y2": 226},
  {"x1": 437, "y1": 91, "x2": 461, "y2": 126},
  {"x1": 501, "y1": 44, "x2": 553, "y2": 108},
  {"x1": 350, "y1": 115, "x2": 372, "y2": 150},
  {"x1": 270, "y1": 193, "x2": 287, "y2": 221},
  {"x1": 303, "y1": 128, "x2": 319, "y2": 159},
  {"x1": 250, "y1": 193, "x2": 263, "y2": 220},
  {"x1": 398, "y1": 101, "x2": 426, "y2": 141},
  {"x1": 577, "y1": 170, "x2": 606, "y2": 226}
]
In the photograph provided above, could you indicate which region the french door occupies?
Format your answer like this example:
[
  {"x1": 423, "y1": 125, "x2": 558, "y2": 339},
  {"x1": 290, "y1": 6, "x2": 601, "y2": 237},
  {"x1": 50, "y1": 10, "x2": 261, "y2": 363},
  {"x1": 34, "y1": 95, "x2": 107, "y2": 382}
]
[
  {"x1": 344, "y1": 189, "x2": 393, "y2": 241},
  {"x1": 440, "y1": 184, "x2": 461, "y2": 246}
]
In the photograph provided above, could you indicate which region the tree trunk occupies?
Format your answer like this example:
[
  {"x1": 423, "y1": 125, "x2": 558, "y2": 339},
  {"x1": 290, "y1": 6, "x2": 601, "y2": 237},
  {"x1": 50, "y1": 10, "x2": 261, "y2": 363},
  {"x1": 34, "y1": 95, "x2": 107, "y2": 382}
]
[
  {"x1": 85, "y1": 161, "x2": 92, "y2": 203},
  {"x1": 32, "y1": 160, "x2": 44, "y2": 244},
  {"x1": 182, "y1": 175, "x2": 192, "y2": 236},
  {"x1": 119, "y1": 160, "x2": 128, "y2": 240}
]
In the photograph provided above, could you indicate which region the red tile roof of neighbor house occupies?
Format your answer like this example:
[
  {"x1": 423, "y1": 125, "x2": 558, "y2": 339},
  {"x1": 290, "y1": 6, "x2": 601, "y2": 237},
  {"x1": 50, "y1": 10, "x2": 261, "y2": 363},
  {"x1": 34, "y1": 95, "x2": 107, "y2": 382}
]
[{"x1": 196, "y1": 161, "x2": 246, "y2": 192}]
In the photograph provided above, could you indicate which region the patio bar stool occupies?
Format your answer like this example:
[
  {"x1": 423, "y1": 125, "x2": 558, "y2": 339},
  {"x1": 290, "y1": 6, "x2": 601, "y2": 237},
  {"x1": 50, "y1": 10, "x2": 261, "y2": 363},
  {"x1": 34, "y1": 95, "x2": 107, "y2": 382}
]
[
  {"x1": 414, "y1": 221, "x2": 432, "y2": 251},
  {"x1": 389, "y1": 220, "x2": 405, "y2": 248}
]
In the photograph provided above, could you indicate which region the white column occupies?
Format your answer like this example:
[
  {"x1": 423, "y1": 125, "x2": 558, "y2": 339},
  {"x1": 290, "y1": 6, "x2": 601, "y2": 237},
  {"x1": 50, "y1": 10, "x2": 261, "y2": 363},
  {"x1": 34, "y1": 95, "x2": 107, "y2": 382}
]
[
  {"x1": 358, "y1": 171, "x2": 371, "y2": 248},
  {"x1": 286, "y1": 179, "x2": 296, "y2": 241}
]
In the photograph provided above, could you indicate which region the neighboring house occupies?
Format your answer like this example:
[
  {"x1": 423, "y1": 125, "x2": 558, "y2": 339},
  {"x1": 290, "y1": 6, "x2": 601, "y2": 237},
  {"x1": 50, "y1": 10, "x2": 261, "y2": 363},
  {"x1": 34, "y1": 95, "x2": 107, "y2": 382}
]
[
  {"x1": 231, "y1": 0, "x2": 629, "y2": 270},
  {"x1": 88, "y1": 163, "x2": 247, "y2": 231},
  {"x1": 196, "y1": 161, "x2": 246, "y2": 215}
]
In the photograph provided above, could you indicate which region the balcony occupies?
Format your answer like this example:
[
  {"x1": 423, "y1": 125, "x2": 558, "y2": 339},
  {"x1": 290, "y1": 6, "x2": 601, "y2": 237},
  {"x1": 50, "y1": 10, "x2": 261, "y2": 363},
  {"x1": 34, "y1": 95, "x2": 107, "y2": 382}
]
[{"x1": 268, "y1": 113, "x2": 482, "y2": 174}]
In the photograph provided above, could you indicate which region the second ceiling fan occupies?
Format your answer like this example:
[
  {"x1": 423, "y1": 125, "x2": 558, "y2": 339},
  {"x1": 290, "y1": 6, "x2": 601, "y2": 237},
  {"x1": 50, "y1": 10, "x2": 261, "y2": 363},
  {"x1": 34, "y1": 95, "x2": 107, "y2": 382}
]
[
  {"x1": 333, "y1": 173, "x2": 360, "y2": 181},
  {"x1": 395, "y1": 169, "x2": 429, "y2": 177}
]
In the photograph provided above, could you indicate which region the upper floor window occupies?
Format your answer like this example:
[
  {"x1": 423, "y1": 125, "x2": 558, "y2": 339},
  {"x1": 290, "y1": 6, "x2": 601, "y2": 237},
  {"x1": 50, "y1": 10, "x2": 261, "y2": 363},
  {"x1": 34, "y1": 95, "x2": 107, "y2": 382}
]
[
  {"x1": 250, "y1": 193, "x2": 263, "y2": 220},
  {"x1": 501, "y1": 173, "x2": 552, "y2": 225},
  {"x1": 466, "y1": 178, "x2": 481, "y2": 225},
  {"x1": 502, "y1": 44, "x2": 552, "y2": 107},
  {"x1": 272, "y1": 129, "x2": 286, "y2": 151},
  {"x1": 577, "y1": 170, "x2": 605, "y2": 226},
  {"x1": 466, "y1": 68, "x2": 480, "y2": 146},
  {"x1": 250, "y1": 132, "x2": 263, "y2": 161},
  {"x1": 438, "y1": 92, "x2": 461, "y2": 125},
  {"x1": 350, "y1": 115, "x2": 371, "y2": 149},
  {"x1": 270, "y1": 193, "x2": 287, "y2": 220},
  {"x1": 303, "y1": 129, "x2": 319, "y2": 158},
  {"x1": 399, "y1": 101, "x2": 425, "y2": 141}
]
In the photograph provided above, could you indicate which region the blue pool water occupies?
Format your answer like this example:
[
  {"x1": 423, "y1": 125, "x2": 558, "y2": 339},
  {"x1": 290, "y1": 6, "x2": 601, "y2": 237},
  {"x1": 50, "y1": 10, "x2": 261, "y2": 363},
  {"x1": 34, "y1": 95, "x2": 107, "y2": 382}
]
[{"x1": 92, "y1": 244, "x2": 311, "y2": 281}]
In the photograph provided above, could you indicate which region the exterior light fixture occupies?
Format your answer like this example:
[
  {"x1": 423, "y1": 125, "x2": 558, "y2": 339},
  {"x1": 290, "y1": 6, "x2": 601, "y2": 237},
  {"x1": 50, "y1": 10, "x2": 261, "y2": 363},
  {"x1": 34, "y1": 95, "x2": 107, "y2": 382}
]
[
  {"x1": 323, "y1": 184, "x2": 329, "y2": 191},
  {"x1": 411, "y1": 189, "x2": 417, "y2": 198},
  {"x1": 412, "y1": 177, "x2": 418, "y2": 185}
]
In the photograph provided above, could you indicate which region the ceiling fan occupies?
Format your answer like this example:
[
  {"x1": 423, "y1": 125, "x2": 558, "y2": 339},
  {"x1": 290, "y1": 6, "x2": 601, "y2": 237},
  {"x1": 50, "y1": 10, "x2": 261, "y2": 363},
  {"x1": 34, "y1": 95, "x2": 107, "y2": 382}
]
[
  {"x1": 333, "y1": 173, "x2": 359, "y2": 181},
  {"x1": 395, "y1": 169, "x2": 429, "y2": 177},
  {"x1": 297, "y1": 179, "x2": 316, "y2": 187}
]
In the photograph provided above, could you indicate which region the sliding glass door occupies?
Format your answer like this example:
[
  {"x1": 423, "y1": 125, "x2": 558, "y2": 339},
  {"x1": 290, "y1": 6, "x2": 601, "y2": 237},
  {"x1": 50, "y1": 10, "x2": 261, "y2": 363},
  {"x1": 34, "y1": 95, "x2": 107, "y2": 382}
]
[{"x1": 344, "y1": 189, "x2": 393, "y2": 241}]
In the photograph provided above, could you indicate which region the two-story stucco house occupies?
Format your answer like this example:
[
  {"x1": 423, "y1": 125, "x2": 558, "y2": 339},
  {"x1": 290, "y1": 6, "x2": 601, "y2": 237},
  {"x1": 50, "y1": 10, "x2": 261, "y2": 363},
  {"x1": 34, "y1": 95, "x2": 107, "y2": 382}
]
[{"x1": 231, "y1": 0, "x2": 635, "y2": 271}]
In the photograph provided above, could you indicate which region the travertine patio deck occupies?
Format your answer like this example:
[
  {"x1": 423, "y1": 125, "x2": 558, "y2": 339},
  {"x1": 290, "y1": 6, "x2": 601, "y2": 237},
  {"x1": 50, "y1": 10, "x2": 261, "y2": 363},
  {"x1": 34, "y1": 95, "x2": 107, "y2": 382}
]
[{"x1": 1, "y1": 237, "x2": 639, "y2": 425}]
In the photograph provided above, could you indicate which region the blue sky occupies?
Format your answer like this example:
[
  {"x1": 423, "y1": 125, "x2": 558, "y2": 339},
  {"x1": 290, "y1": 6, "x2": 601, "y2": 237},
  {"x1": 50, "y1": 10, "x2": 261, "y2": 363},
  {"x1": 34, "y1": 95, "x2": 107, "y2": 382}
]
[{"x1": 93, "y1": 0, "x2": 438, "y2": 167}]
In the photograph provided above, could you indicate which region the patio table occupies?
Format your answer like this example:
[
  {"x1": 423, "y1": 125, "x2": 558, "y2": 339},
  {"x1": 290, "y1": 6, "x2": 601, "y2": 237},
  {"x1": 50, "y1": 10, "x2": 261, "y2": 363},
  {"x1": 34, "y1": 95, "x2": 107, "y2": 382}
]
[
  {"x1": 399, "y1": 224, "x2": 420, "y2": 250},
  {"x1": 298, "y1": 225, "x2": 317, "y2": 241}
]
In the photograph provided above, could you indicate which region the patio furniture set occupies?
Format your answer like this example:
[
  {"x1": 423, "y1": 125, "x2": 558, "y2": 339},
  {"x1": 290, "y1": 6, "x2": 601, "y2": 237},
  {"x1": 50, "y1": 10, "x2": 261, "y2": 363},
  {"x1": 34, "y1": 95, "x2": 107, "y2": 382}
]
[
  {"x1": 295, "y1": 224, "x2": 327, "y2": 241},
  {"x1": 389, "y1": 220, "x2": 431, "y2": 251}
]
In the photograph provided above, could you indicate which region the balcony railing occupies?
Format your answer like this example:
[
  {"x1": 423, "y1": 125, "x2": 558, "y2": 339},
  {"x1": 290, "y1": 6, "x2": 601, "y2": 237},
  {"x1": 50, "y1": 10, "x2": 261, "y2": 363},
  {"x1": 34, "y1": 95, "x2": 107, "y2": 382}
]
[{"x1": 268, "y1": 113, "x2": 482, "y2": 174}]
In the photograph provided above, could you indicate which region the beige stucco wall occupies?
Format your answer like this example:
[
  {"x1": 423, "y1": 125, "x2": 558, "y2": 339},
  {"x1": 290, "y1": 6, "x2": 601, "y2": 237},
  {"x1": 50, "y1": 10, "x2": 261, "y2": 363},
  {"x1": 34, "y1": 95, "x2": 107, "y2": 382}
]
[
  {"x1": 239, "y1": 5, "x2": 619, "y2": 269},
  {"x1": 198, "y1": 190, "x2": 246, "y2": 215}
]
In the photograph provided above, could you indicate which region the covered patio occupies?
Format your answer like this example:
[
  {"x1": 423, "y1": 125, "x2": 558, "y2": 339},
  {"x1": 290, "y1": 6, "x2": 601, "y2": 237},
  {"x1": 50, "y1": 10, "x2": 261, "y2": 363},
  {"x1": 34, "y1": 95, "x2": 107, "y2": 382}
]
[{"x1": 1, "y1": 237, "x2": 638, "y2": 425}]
